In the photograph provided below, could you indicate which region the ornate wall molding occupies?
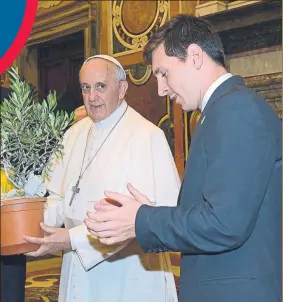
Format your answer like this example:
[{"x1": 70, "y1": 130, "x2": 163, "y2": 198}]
[
  {"x1": 245, "y1": 72, "x2": 282, "y2": 118},
  {"x1": 111, "y1": 0, "x2": 169, "y2": 56},
  {"x1": 203, "y1": 0, "x2": 281, "y2": 55},
  {"x1": 158, "y1": 97, "x2": 175, "y2": 156},
  {"x1": 37, "y1": 0, "x2": 62, "y2": 11},
  {"x1": 244, "y1": 72, "x2": 282, "y2": 88},
  {"x1": 125, "y1": 64, "x2": 152, "y2": 86},
  {"x1": 158, "y1": 97, "x2": 172, "y2": 128},
  {"x1": 27, "y1": 1, "x2": 97, "y2": 47},
  {"x1": 183, "y1": 110, "x2": 201, "y2": 160}
]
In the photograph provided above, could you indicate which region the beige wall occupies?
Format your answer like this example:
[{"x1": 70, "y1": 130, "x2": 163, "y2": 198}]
[{"x1": 229, "y1": 50, "x2": 282, "y2": 77}]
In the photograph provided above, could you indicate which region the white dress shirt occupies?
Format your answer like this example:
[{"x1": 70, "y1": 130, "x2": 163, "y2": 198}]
[{"x1": 201, "y1": 73, "x2": 233, "y2": 111}]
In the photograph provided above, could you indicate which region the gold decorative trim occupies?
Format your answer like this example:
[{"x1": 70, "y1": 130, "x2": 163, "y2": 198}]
[
  {"x1": 111, "y1": 0, "x2": 169, "y2": 54},
  {"x1": 244, "y1": 72, "x2": 282, "y2": 87},
  {"x1": 25, "y1": 274, "x2": 60, "y2": 288},
  {"x1": 113, "y1": 48, "x2": 145, "y2": 58},
  {"x1": 37, "y1": 0, "x2": 62, "y2": 10},
  {"x1": 125, "y1": 65, "x2": 152, "y2": 86},
  {"x1": 184, "y1": 110, "x2": 201, "y2": 160},
  {"x1": 189, "y1": 110, "x2": 201, "y2": 137},
  {"x1": 113, "y1": 1, "x2": 160, "y2": 42},
  {"x1": 158, "y1": 96, "x2": 172, "y2": 128}
]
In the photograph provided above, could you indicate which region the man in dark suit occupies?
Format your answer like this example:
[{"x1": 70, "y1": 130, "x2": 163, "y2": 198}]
[{"x1": 85, "y1": 14, "x2": 282, "y2": 302}]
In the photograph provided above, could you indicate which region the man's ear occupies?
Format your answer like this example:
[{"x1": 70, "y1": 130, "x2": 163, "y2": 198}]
[
  {"x1": 187, "y1": 44, "x2": 203, "y2": 70},
  {"x1": 119, "y1": 80, "x2": 128, "y2": 100}
]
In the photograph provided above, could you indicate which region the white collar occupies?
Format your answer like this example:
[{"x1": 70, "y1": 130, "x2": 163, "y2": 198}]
[
  {"x1": 95, "y1": 101, "x2": 127, "y2": 129},
  {"x1": 201, "y1": 73, "x2": 233, "y2": 111}
]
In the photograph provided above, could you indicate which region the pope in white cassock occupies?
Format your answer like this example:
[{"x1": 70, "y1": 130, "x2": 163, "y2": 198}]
[{"x1": 24, "y1": 55, "x2": 180, "y2": 302}]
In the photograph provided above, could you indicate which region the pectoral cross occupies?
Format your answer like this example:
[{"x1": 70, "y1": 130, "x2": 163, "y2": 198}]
[{"x1": 69, "y1": 178, "x2": 81, "y2": 206}]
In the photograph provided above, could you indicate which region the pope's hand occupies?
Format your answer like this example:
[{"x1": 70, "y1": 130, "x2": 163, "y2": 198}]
[
  {"x1": 23, "y1": 223, "x2": 71, "y2": 257},
  {"x1": 84, "y1": 183, "x2": 154, "y2": 245}
]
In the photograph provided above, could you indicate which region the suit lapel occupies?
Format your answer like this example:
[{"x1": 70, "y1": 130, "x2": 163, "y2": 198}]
[
  {"x1": 201, "y1": 75, "x2": 245, "y2": 117},
  {"x1": 181, "y1": 76, "x2": 246, "y2": 184},
  {"x1": 191, "y1": 75, "x2": 246, "y2": 135}
]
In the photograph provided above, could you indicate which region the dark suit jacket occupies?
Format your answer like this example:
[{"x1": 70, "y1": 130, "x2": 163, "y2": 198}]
[{"x1": 136, "y1": 76, "x2": 282, "y2": 302}]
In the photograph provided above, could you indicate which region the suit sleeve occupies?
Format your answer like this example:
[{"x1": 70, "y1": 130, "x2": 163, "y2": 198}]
[{"x1": 136, "y1": 94, "x2": 276, "y2": 254}]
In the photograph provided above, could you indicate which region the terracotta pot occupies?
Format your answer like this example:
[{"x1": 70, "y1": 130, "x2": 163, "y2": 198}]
[{"x1": 1, "y1": 197, "x2": 46, "y2": 255}]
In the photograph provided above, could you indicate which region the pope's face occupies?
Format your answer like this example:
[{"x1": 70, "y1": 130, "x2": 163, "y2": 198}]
[{"x1": 79, "y1": 59, "x2": 128, "y2": 122}]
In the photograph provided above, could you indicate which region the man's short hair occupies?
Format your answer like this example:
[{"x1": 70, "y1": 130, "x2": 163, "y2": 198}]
[{"x1": 144, "y1": 14, "x2": 225, "y2": 67}]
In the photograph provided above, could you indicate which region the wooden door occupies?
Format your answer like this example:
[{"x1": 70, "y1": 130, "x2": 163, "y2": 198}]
[{"x1": 38, "y1": 31, "x2": 85, "y2": 114}]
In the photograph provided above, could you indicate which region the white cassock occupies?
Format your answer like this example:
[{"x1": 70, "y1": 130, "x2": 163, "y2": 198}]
[{"x1": 44, "y1": 101, "x2": 180, "y2": 302}]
